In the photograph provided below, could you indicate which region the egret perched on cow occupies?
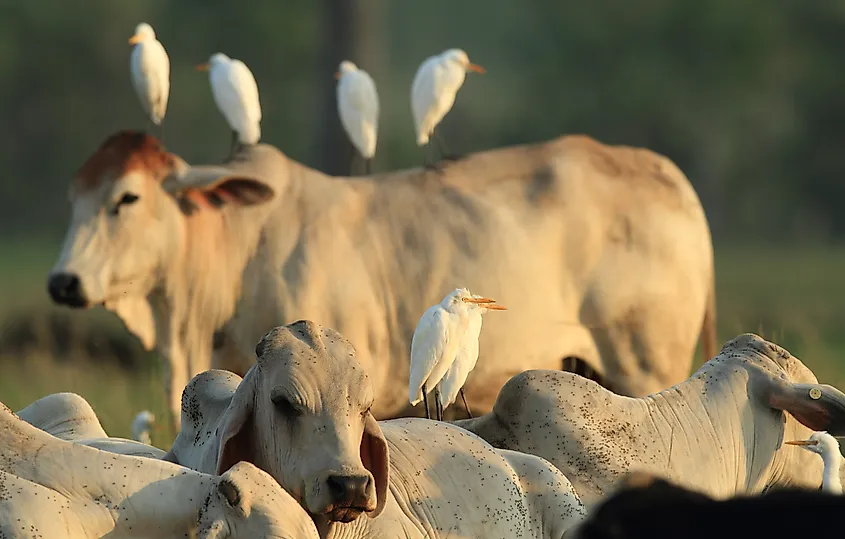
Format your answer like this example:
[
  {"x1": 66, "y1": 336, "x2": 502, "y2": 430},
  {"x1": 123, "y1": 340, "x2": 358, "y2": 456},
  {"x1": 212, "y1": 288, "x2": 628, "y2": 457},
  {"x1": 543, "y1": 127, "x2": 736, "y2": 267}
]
[
  {"x1": 409, "y1": 288, "x2": 506, "y2": 421},
  {"x1": 128, "y1": 23, "x2": 170, "y2": 134},
  {"x1": 411, "y1": 48, "x2": 485, "y2": 167},
  {"x1": 196, "y1": 53, "x2": 262, "y2": 153},
  {"x1": 131, "y1": 410, "x2": 155, "y2": 445},
  {"x1": 438, "y1": 294, "x2": 506, "y2": 418},
  {"x1": 335, "y1": 60, "x2": 379, "y2": 175},
  {"x1": 785, "y1": 431, "x2": 843, "y2": 494}
]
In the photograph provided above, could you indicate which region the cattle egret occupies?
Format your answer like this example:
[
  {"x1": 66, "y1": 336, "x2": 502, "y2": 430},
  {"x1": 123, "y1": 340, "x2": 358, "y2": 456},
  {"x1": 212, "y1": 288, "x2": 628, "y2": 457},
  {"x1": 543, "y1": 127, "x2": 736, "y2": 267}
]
[
  {"x1": 409, "y1": 288, "x2": 506, "y2": 421},
  {"x1": 438, "y1": 294, "x2": 506, "y2": 418},
  {"x1": 196, "y1": 53, "x2": 262, "y2": 152},
  {"x1": 131, "y1": 410, "x2": 155, "y2": 445},
  {"x1": 128, "y1": 23, "x2": 170, "y2": 132},
  {"x1": 335, "y1": 60, "x2": 379, "y2": 175},
  {"x1": 785, "y1": 431, "x2": 843, "y2": 494},
  {"x1": 411, "y1": 48, "x2": 485, "y2": 167}
]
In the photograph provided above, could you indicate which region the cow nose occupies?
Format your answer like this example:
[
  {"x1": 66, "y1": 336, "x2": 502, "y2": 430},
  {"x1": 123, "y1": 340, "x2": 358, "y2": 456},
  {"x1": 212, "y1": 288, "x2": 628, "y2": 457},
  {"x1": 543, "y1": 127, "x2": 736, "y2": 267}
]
[
  {"x1": 47, "y1": 273, "x2": 87, "y2": 308},
  {"x1": 326, "y1": 475, "x2": 371, "y2": 504}
]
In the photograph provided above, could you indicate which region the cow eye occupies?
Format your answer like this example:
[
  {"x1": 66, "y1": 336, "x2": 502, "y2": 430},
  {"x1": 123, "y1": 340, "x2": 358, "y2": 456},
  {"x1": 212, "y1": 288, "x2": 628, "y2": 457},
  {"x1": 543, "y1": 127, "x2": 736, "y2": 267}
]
[
  {"x1": 108, "y1": 192, "x2": 140, "y2": 216},
  {"x1": 273, "y1": 396, "x2": 302, "y2": 419}
]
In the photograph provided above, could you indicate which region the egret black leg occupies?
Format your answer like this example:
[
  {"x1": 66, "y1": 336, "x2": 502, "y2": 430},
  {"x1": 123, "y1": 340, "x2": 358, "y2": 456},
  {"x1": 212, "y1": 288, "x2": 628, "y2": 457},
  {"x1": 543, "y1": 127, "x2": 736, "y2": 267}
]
[
  {"x1": 459, "y1": 388, "x2": 473, "y2": 418},
  {"x1": 364, "y1": 158, "x2": 372, "y2": 175},
  {"x1": 434, "y1": 386, "x2": 444, "y2": 421},
  {"x1": 422, "y1": 384, "x2": 431, "y2": 420},
  {"x1": 158, "y1": 122, "x2": 165, "y2": 144},
  {"x1": 433, "y1": 130, "x2": 459, "y2": 161},
  {"x1": 229, "y1": 130, "x2": 239, "y2": 157},
  {"x1": 423, "y1": 142, "x2": 444, "y2": 172},
  {"x1": 348, "y1": 153, "x2": 357, "y2": 176}
]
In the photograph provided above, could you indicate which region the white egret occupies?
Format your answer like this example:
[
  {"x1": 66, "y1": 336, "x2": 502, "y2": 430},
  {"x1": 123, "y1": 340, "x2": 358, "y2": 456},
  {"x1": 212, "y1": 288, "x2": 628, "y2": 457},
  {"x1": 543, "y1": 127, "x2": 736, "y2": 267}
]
[
  {"x1": 785, "y1": 431, "x2": 843, "y2": 494},
  {"x1": 438, "y1": 294, "x2": 506, "y2": 418},
  {"x1": 410, "y1": 48, "x2": 485, "y2": 167},
  {"x1": 196, "y1": 53, "x2": 262, "y2": 152},
  {"x1": 128, "y1": 23, "x2": 170, "y2": 132},
  {"x1": 409, "y1": 288, "x2": 506, "y2": 421},
  {"x1": 335, "y1": 60, "x2": 379, "y2": 175},
  {"x1": 131, "y1": 410, "x2": 156, "y2": 445}
]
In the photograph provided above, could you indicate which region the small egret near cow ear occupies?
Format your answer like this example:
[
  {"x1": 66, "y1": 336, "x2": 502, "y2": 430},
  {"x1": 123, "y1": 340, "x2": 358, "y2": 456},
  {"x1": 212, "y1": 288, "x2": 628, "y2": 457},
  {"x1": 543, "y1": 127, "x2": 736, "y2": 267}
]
[
  {"x1": 410, "y1": 48, "x2": 485, "y2": 169},
  {"x1": 131, "y1": 410, "x2": 156, "y2": 446},
  {"x1": 335, "y1": 60, "x2": 379, "y2": 176},
  {"x1": 128, "y1": 22, "x2": 170, "y2": 138},
  {"x1": 196, "y1": 53, "x2": 262, "y2": 156},
  {"x1": 785, "y1": 431, "x2": 843, "y2": 494},
  {"x1": 409, "y1": 288, "x2": 506, "y2": 421}
]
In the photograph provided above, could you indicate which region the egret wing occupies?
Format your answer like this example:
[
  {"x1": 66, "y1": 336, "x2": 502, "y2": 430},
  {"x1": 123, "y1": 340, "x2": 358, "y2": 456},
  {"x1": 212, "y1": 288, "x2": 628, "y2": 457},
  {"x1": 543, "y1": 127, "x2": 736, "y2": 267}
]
[
  {"x1": 410, "y1": 55, "x2": 440, "y2": 137},
  {"x1": 338, "y1": 71, "x2": 379, "y2": 157},
  {"x1": 408, "y1": 305, "x2": 453, "y2": 405},
  {"x1": 230, "y1": 60, "x2": 262, "y2": 123},
  {"x1": 439, "y1": 313, "x2": 483, "y2": 408},
  {"x1": 130, "y1": 42, "x2": 170, "y2": 124}
]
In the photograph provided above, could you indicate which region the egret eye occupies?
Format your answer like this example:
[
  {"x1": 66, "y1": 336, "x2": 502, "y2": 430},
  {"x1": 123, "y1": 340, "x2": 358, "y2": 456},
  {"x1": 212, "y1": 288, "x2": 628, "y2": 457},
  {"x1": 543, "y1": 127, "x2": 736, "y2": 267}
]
[{"x1": 809, "y1": 388, "x2": 822, "y2": 400}]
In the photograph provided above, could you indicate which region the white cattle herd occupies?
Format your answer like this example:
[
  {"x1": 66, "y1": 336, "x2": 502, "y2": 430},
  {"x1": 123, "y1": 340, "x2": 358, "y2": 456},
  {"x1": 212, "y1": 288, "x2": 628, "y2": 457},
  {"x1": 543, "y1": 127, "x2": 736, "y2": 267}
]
[{"x1": 2, "y1": 19, "x2": 841, "y2": 539}]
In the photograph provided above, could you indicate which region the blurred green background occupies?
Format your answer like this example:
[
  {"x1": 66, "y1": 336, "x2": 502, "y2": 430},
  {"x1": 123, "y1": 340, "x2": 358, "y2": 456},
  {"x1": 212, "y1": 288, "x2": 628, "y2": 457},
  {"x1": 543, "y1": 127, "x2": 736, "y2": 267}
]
[{"x1": 1, "y1": 1, "x2": 844, "y2": 445}]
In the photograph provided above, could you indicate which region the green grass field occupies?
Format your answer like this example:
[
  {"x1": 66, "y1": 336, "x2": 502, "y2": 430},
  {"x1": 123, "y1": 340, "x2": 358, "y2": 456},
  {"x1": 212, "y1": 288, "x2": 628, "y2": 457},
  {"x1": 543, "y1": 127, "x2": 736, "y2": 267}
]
[{"x1": 2, "y1": 241, "x2": 844, "y2": 448}]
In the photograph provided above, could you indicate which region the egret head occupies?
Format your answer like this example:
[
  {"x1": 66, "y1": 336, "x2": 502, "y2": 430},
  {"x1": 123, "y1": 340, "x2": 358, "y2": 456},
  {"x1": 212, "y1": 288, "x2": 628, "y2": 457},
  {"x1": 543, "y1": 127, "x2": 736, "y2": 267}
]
[
  {"x1": 467, "y1": 293, "x2": 507, "y2": 314},
  {"x1": 335, "y1": 60, "x2": 358, "y2": 80},
  {"x1": 785, "y1": 431, "x2": 841, "y2": 458},
  {"x1": 441, "y1": 48, "x2": 486, "y2": 74},
  {"x1": 196, "y1": 53, "x2": 231, "y2": 72},
  {"x1": 129, "y1": 22, "x2": 155, "y2": 45},
  {"x1": 439, "y1": 288, "x2": 506, "y2": 312}
]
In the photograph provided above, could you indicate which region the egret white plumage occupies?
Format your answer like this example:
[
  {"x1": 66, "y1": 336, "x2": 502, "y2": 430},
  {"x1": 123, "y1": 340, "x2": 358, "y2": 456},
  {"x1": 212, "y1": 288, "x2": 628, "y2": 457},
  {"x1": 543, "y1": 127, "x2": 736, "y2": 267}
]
[
  {"x1": 409, "y1": 288, "x2": 506, "y2": 421},
  {"x1": 410, "y1": 48, "x2": 485, "y2": 167},
  {"x1": 438, "y1": 294, "x2": 506, "y2": 417},
  {"x1": 131, "y1": 410, "x2": 156, "y2": 445},
  {"x1": 128, "y1": 23, "x2": 170, "y2": 132},
  {"x1": 785, "y1": 431, "x2": 843, "y2": 494},
  {"x1": 335, "y1": 60, "x2": 379, "y2": 175},
  {"x1": 196, "y1": 53, "x2": 262, "y2": 152}
]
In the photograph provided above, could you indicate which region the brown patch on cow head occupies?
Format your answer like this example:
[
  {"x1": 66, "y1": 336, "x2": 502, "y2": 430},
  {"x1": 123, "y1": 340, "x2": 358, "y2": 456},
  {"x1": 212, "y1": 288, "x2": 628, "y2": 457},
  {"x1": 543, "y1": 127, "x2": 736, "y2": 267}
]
[{"x1": 74, "y1": 131, "x2": 174, "y2": 192}]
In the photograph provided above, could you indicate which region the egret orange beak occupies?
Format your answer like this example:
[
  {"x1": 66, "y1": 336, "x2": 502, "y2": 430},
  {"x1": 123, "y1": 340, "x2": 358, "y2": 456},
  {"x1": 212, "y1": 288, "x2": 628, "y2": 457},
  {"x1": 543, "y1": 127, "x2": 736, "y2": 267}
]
[
  {"x1": 462, "y1": 296, "x2": 495, "y2": 304},
  {"x1": 785, "y1": 439, "x2": 818, "y2": 446},
  {"x1": 467, "y1": 63, "x2": 486, "y2": 74},
  {"x1": 195, "y1": 63, "x2": 210, "y2": 72},
  {"x1": 462, "y1": 297, "x2": 507, "y2": 310},
  {"x1": 128, "y1": 34, "x2": 143, "y2": 45},
  {"x1": 334, "y1": 71, "x2": 341, "y2": 80}
]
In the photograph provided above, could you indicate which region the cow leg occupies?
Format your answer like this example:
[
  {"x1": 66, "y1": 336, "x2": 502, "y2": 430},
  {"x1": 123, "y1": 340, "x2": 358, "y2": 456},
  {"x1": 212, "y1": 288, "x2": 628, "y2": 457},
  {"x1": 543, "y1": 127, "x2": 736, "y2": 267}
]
[
  {"x1": 459, "y1": 388, "x2": 473, "y2": 418},
  {"x1": 561, "y1": 356, "x2": 614, "y2": 393}
]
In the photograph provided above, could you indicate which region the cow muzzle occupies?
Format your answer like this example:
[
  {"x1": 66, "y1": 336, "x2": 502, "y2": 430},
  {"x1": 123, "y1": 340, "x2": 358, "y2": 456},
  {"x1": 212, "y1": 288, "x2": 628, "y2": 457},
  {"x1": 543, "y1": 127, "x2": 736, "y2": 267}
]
[
  {"x1": 47, "y1": 272, "x2": 89, "y2": 308},
  {"x1": 320, "y1": 474, "x2": 375, "y2": 523}
]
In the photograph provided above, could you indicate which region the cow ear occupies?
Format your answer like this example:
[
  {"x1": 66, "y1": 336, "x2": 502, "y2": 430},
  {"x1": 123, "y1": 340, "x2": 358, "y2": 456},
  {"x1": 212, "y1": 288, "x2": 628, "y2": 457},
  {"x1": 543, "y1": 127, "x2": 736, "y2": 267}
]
[
  {"x1": 763, "y1": 376, "x2": 845, "y2": 436},
  {"x1": 215, "y1": 367, "x2": 258, "y2": 475},
  {"x1": 162, "y1": 164, "x2": 274, "y2": 215},
  {"x1": 361, "y1": 412, "x2": 389, "y2": 518}
]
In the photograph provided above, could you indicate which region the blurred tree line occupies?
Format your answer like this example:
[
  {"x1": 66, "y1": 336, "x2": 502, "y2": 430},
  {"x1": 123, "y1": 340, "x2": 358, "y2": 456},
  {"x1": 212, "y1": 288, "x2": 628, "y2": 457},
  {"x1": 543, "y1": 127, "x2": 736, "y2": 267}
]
[{"x1": 2, "y1": 0, "x2": 845, "y2": 243}]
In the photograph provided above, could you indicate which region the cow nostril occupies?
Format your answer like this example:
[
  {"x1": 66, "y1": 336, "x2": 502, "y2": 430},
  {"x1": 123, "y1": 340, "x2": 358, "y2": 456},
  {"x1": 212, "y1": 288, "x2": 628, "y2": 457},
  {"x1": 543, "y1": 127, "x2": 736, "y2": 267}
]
[
  {"x1": 326, "y1": 475, "x2": 371, "y2": 504},
  {"x1": 47, "y1": 273, "x2": 87, "y2": 308}
]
